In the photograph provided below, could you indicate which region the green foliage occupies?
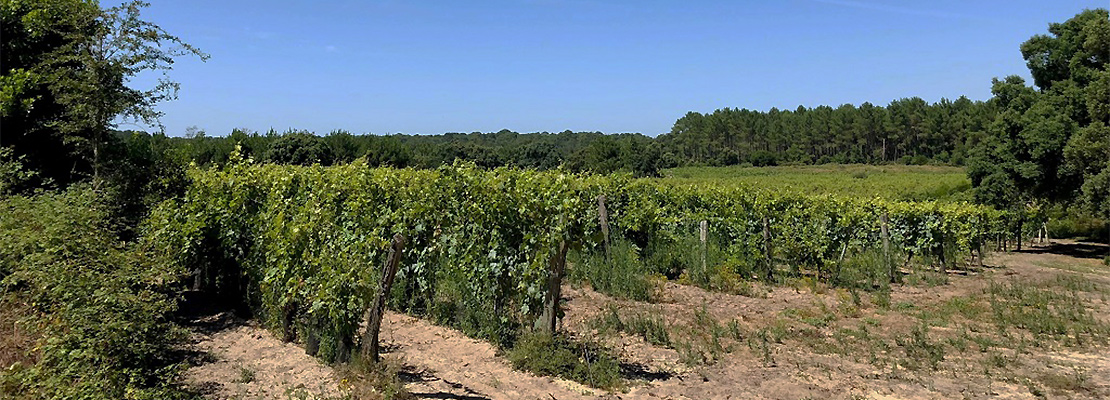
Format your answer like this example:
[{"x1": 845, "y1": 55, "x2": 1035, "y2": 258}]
[
  {"x1": 590, "y1": 305, "x2": 671, "y2": 347},
  {"x1": 263, "y1": 131, "x2": 336, "y2": 166},
  {"x1": 507, "y1": 332, "x2": 622, "y2": 389},
  {"x1": 894, "y1": 323, "x2": 946, "y2": 371},
  {"x1": 0, "y1": 147, "x2": 40, "y2": 195},
  {"x1": 970, "y1": 9, "x2": 1109, "y2": 218},
  {"x1": 150, "y1": 160, "x2": 1009, "y2": 374},
  {"x1": 661, "y1": 164, "x2": 972, "y2": 201},
  {"x1": 0, "y1": 186, "x2": 192, "y2": 399},
  {"x1": 661, "y1": 97, "x2": 995, "y2": 167},
  {"x1": 987, "y1": 279, "x2": 1110, "y2": 345}
]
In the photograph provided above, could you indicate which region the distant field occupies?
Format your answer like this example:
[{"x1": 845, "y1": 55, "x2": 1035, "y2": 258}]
[{"x1": 659, "y1": 164, "x2": 972, "y2": 201}]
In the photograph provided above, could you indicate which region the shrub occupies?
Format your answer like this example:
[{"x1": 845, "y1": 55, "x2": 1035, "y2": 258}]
[
  {"x1": 0, "y1": 186, "x2": 191, "y2": 399},
  {"x1": 507, "y1": 332, "x2": 622, "y2": 389}
]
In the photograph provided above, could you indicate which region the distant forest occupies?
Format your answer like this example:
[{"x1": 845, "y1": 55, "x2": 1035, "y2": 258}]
[{"x1": 109, "y1": 95, "x2": 996, "y2": 180}]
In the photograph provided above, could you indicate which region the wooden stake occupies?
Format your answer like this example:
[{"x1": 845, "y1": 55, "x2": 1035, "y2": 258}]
[
  {"x1": 598, "y1": 195, "x2": 611, "y2": 259},
  {"x1": 361, "y1": 233, "x2": 406, "y2": 362},
  {"x1": 699, "y1": 220, "x2": 708, "y2": 274},
  {"x1": 763, "y1": 216, "x2": 773, "y2": 281},
  {"x1": 881, "y1": 212, "x2": 894, "y2": 283},
  {"x1": 537, "y1": 239, "x2": 569, "y2": 335}
]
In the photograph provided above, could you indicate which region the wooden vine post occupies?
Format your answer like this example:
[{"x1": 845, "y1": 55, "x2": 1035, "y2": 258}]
[
  {"x1": 880, "y1": 212, "x2": 894, "y2": 283},
  {"x1": 597, "y1": 195, "x2": 611, "y2": 259},
  {"x1": 762, "y1": 216, "x2": 773, "y2": 281},
  {"x1": 537, "y1": 239, "x2": 569, "y2": 335},
  {"x1": 699, "y1": 220, "x2": 708, "y2": 274},
  {"x1": 361, "y1": 233, "x2": 406, "y2": 363}
]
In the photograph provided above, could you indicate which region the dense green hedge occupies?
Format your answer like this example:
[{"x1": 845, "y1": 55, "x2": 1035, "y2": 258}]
[
  {"x1": 0, "y1": 186, "x2": 191, "y2": 400},
  {"x1": 149, "y1": 154, "x2": 1013, "y2": 362}
]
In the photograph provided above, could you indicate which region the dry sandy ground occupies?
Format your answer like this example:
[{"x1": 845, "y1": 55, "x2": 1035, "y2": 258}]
[
  {"x1": 381, "y1": 312, "x2": 597, "y2": 399},
  {"x1": 183, "y1": 241, "x2": 1110, "y2": 400},
  {"x1": 183, "y1": 313, "x2": 350, "y2": 400}
]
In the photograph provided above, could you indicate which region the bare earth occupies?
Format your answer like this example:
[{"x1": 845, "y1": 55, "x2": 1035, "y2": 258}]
[
  {"x1": 184, "y1": 241, "x2": 1110, "y2": 400},
  {"x1": 183, "y1": 314, "x2": 350, "y2": 400}
]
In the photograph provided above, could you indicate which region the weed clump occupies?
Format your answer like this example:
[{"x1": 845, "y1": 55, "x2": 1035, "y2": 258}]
[{"x1": 507, "y1": 332, "x2": 622, "y2": 389}]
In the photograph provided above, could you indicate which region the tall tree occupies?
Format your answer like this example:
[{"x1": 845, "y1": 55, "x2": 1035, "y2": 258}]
[
  {"x1": 968, "y1": 8, "x2": 1109, "y2": 216},
  {"x1": 1, "y1": 0, "x2": 207, "y2": 184}
]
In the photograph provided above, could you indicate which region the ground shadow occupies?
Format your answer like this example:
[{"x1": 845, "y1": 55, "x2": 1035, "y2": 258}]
[
  {"x1": 621, "y1": 361, "x2": 674, "y2": 381},
  {"x1": 1020, "y1": 241, "x2": 1110, "y2": 260},
  {"x1": 407, "y1": 392, "x2": 493, "y2": 400},
  {"x1": 400, "y1": 365, "x2": 493, "y2": 400}
]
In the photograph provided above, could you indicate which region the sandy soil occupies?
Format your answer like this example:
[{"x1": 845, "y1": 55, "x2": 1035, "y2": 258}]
[
  {"x1": 182, "y1": 313, "x2": 350, "y2": 400},
  {"x1": 183, "y1": 240, "x2": 1110, "y2": 400},
  {"x1": 382, "y1": 312, "x2": 597, "y2": 400}
]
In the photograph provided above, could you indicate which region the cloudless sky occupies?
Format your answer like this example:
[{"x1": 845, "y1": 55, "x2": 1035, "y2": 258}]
[{"x1": 122, "y1": 0, "x2": 1106, "y2": 137}]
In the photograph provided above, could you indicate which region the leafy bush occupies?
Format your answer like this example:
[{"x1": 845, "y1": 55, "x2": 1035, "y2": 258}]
[{"x1": 0, "y1": 186, "x2": 191, "y2": 399}]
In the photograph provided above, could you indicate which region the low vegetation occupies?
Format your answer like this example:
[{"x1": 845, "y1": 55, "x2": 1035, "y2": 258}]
[{"x1": 506, "y1": 332, "x2": 623, "y2": 389}]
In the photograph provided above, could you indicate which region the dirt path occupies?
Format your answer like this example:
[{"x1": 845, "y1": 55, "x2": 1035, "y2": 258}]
[{"x1": 183, "y1": 313, "x2": 350, "y2": 400}]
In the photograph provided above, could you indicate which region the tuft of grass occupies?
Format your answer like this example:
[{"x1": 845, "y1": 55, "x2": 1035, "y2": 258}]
[
  {"x1": 894, "y1": 323, "x2": 946, "y2": 371},
  {"x1": 672, "y1": 304, "x2": 745, "y2": 366},
  {"x1": 507, "y1": 332, "x2": 622, "y2": 389},
  {"x1": 1038, "y1": 367, "x2": 1092, "y2": 395},
  {"x1": 237, "y1": 365, "x2": 256, "y2": 383}
]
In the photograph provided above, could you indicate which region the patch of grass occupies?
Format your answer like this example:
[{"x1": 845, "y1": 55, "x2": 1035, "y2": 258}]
[
  {"x1": 894, "y1": 323, "x2": 946, "y2": 371},
  {"x1": 507, "y1": 332, "x2": 622, "y2": 389},
  {"x1": 986, "y1": 278, "x2": 1110, "y2": 345},
  {"x1": 568, "y1": 240, "x2": 659, "y2": 302},
  {"x1": 1038, "y1": 367, "x2": 1092, "y2": 395},
  {"x1": 1034, "y1": 260, "x2": 1097, "y2": 274},
  {"x1": 659, "y1": 164, "x2": 971, "y2": 201},
  {"x1": 782, "y1": 303, "x2": 838, "y2": 329},
  {"x1": 590, "y1": 304, "x2": 671, "y2": 347},
  {"x1": 916, "y1": 296, "x2": 983, "y2": 327},
  {"x1": 337, "y1": 354, "x2": 413, "y2": 400},
  {"x1": 672, "y1": 304, "x2": 744, "y2": 366}
]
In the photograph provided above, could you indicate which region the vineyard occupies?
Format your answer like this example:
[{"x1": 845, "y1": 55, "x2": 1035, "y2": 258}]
[{"x1": 148, "y1": 154, "x2": 1030, "y2": 369}]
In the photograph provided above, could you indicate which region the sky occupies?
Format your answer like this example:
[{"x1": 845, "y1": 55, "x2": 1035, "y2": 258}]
[{"x1": 122, "y1": 0, "x2": 1106, "y2": 137}]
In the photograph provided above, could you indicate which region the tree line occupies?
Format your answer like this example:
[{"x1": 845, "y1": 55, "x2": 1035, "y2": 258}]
[{"x1": 661, "y1": 97, "x2": 997, "y2": 167}]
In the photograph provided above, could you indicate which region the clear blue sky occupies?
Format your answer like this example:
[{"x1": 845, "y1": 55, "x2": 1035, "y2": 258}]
[{"x1": 123, "y1": 0, "x2": 1106, "y2": 137}]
